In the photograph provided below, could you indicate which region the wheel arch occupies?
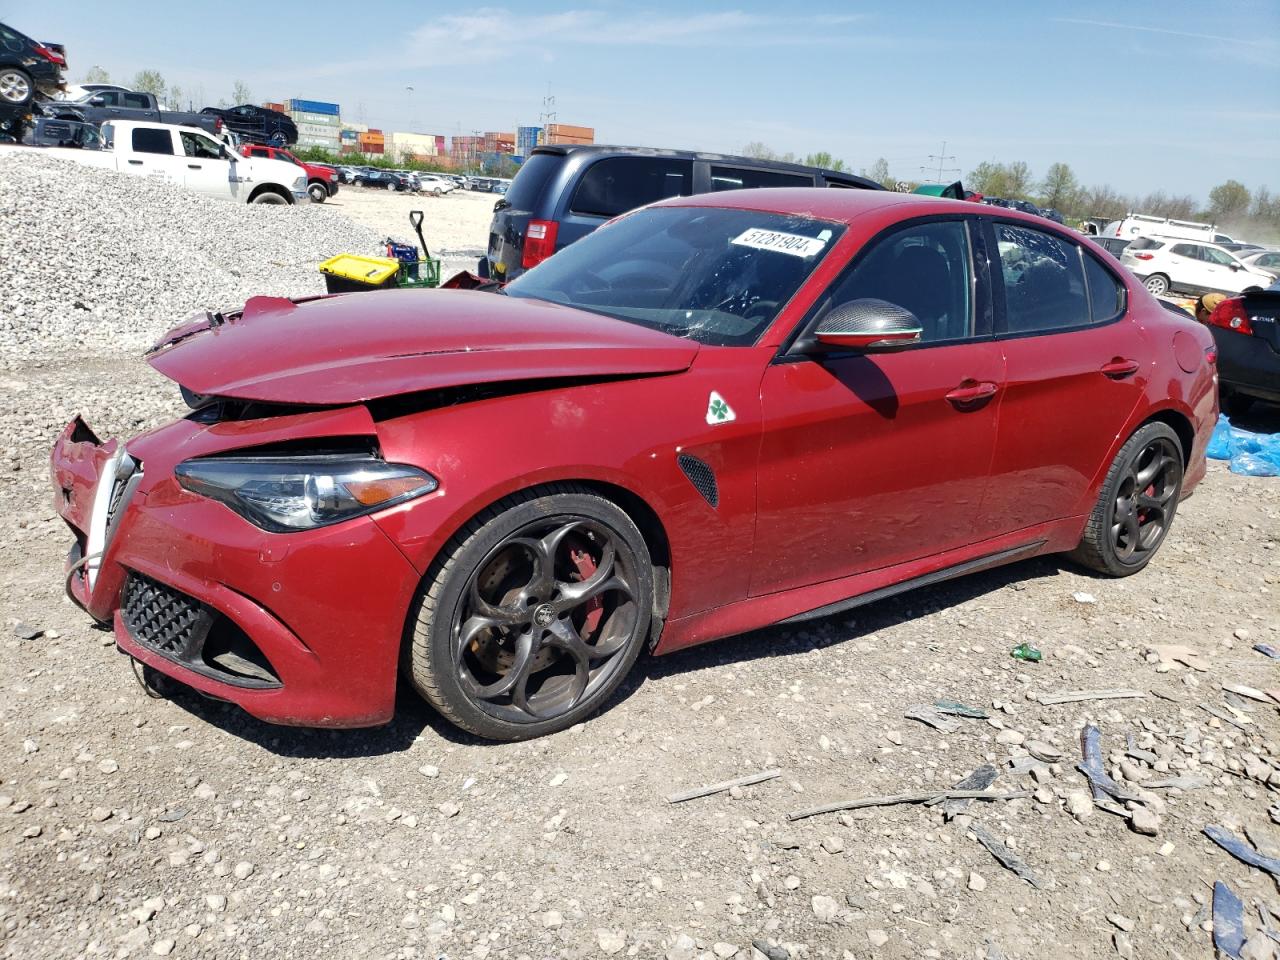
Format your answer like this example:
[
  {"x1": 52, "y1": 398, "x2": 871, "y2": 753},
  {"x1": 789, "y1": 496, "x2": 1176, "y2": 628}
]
[
  {"x1": 248, "y1": 183, "x2": 293, "y2": 204},
  {"x1": 1141, "y1": 408, "x2": 1195, "y2": 467},
  {"x1": 1071, "y1": 402, "x2": 1198, "y2": 519}
]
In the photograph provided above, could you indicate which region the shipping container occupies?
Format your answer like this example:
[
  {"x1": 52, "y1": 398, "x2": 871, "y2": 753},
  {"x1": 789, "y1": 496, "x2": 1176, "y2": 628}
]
[
  {"x1": 361, "y1": 142, "x2": 384, "y2": 155},
  {"x1": 297, "y1": 122, "x2": 345, "y2": 138},
  {"x1": 340, "y1": 129, "x2": 359, "y2": 141},
  {"x1": 357, "y1": 132, "x2": 385, "y2": 144},
  {"x1": 290, "y1": 111, "x2": 342, "y2": 128},
  {"x1": 288, "y1": 99, "x2": 340, "y2": 116},
  {"x1": 545, "y1": 123, "x2": 593, "y2": 140},
  {"x1": 261, "y1": 101, "x2": 286, "y2": 113}
]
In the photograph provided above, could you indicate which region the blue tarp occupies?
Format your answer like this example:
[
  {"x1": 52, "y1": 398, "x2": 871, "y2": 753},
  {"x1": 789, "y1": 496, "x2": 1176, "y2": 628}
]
[{"x1": 1207, "y1": 415, "x2": 1280, "y2": 477}]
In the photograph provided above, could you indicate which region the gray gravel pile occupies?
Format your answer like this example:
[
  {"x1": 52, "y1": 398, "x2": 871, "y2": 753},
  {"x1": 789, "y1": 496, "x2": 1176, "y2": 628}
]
[{"x1": 0, "y1": 152, "x2": 384, "y2": 369}]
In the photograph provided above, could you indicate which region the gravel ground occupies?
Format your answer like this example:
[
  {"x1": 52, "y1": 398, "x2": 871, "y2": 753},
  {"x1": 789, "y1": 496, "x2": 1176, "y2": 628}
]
[{"x1": 1, "y1": 157, "x2": 1279, "y2": 960}]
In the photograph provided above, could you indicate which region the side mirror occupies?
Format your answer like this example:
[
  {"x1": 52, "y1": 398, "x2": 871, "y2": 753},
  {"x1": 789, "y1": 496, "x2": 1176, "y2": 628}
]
[
  {"x1": 1228, "y1": 263, "x2": 1241, "y2": 271},
  {"x1": 810, "y1": 299, "x2": 922, "y2": 351},
  {"x1": 89, "y1": 96, "x2": 105, "y2": 106}
]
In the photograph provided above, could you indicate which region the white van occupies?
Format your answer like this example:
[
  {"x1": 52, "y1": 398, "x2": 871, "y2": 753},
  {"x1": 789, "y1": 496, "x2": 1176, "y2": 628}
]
[{"x1": 1102, "y1": 213, "x2": 1233, "y2": 245}]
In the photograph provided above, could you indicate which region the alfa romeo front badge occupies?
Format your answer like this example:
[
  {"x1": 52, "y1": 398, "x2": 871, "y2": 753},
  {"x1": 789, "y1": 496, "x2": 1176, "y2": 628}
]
[{"x1": 706, "y1": 391, "x2": 735, "y2": 425}]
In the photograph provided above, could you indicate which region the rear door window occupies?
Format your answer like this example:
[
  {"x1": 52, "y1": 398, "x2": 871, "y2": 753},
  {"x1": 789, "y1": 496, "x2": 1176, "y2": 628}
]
[
  {"x1": 1170, "y1": 243, "x2": 1200, "y2": 259},
  {"x1": 123, "y1": 93, "x2": 151, "y2": 109},
  {"x1": 995, "y1": 222, "x2": 1089, "y2": 333},
  {"x1": 131, "y1": 127, "x2": 174, "y2": 155},
  {"x1": 710, "y1": 166, "x2": 814, "y2": 191},
  {"x1": 569, "y1": 157, "x2": 692, "y2": 218}
]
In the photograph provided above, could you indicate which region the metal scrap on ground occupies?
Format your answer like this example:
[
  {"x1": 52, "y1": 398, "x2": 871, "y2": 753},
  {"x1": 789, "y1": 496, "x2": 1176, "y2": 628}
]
[
  {"x1": 665, "y1": 769, "x2": 781, "y2": 804},
  {"x1": 1143, "y1": 775, "x2": 1210, "y2": 791},
  {"x1": 968, "y1": 823, "x2": 1046, "y2": 889},
  {"x1": 904, "y1": 704, "x2": 962, "y2": 732},
  {"x1": 1254, "y1": 643, "x2": 1280, "y2": 660},
  {"x1": 942, "y1": 764, "x2": 999, "y2": 821},
  {"x1": 1213, "y1": 880, "x2": 1246, "y2": 960},
  {"x1": 1222, "y1": 682, "x2": 1279, "y2": 705},
  {"x1": 933, "y1": 700, "x2": 990, "y2": 719},
  {"x1": 1078, "y1": 724, "x2": 1143, "y2": 803},
  {"x1": 1146, "y1": 643, "x2": 1210, "y2": 671},
  {"x1": 1036, "y1": 688, "x2": 1146, "y2": 705},
  {"x1": 1204, "y1": 825, "x2": 1280, "y2": 878},
  {"x1": 786, "y1": 789, "x2": 1031, "y2": 822},
  {"x1": 1201, "y1": 702, "x2": 1253, "y2": 730}
]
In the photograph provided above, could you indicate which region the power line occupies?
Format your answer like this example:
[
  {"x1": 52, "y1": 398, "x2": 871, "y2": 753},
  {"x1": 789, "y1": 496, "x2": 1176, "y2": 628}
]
[{"x1": 921, "y1": 140, "x2": 960, "y2": 183}]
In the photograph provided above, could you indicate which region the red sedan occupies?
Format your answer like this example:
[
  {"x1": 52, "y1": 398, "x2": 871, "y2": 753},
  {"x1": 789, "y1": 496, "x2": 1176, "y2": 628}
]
[{"x1": 51, "y1": 189, "x2": 1218, "y2": 740}]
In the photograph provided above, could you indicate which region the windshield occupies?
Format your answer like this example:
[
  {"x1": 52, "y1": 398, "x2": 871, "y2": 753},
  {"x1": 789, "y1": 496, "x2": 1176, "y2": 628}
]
[{"x1": 504, "y1": 206, "x2": 843, "y2": 346}]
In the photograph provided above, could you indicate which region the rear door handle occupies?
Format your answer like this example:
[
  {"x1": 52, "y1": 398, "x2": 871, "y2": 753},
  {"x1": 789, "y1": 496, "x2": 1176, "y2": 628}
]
[
  {"x1": 188, "y1": 164, "x2": 202, "y2": 169},
  {"x1": 1101, "y1": 358, "x2": 1140, "y2": 378},
  {"x1": 127, "y1": 159, "x2": 143, "y2": 165},
  {"x1": 945, "y1": 380, "x2": 999, "y2": 406}
]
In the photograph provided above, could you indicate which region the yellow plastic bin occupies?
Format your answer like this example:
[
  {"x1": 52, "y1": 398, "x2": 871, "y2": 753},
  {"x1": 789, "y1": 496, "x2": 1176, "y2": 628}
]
[{"x1": 319, "y1": 254, "x2": 402, "y2": 293}]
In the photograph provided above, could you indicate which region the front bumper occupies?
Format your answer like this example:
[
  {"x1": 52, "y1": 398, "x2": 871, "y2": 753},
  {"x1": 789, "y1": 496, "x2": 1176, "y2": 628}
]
[
  {"x1": 50, "y1": 416, "x2": 422, "y2": 727},
  {"x1": 1213, "y1": 327, "x2": 1280, "y2": 403}
]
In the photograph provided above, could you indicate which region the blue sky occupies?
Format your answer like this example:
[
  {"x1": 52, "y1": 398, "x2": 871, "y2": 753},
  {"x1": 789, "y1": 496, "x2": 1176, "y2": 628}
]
[{"x1": 19, "y1": 0, "x2": 1280, "y2": 200}]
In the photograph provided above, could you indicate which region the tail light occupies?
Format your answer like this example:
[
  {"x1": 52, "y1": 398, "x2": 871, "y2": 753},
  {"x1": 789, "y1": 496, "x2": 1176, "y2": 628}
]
[
  {"x1": 1207, "y1": 298, "x2": 1253, "y2": 336},
  {"x1": 33, "y1": 44, "x2": 66, "y2": 67},
  {"x1": 522, "y1": 220, "x2": 559, "y2": 270},
  {"x1": 1132, "y1": 252, "x2": 1154, "y2": 261},
  {"x1": 1205, "y1": 347, "x2": 1217, "y2": 364}
]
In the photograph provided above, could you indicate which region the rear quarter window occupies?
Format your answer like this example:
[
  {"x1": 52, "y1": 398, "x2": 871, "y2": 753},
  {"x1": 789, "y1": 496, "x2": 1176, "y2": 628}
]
[
  {"x1": 569, "y1": 157, "x2": 693, "y2": 218},
  {"x1": 1083, "y1": 254, "x2": 1125, "y2": 322},
  {"x1": 1129, "y1": 237, "x2": 1164, "y2": 251},
  {"x1": 503, "y1": 152, "x2": 561, "y2": 211}
]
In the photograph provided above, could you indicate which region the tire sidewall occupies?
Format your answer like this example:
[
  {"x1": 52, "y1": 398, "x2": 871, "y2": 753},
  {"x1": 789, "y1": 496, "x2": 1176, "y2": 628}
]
[
  {"x1": 0, "y1": 68, "x2": 33, "y2": 107},
  {"x1": 413, "y1": 491, "x2": 654, "y2": 740},
  {"x1": 1144, "y1": 275, "x2": 1169, "y2": 295},
  {"x1": 1097, "y1": 423, "x2": 1183, "y2": 574}
]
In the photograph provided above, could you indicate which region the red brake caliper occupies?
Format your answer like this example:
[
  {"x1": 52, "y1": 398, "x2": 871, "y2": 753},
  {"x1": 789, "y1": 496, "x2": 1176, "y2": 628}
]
[{"x1": 568, "y1": 546, "x2": 604, "y2": 636}]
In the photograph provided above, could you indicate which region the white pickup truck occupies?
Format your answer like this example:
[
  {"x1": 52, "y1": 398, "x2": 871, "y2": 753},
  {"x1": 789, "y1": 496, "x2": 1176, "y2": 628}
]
[{"x1": 4, "y1": 119, "x2": 308, "y2": 204}]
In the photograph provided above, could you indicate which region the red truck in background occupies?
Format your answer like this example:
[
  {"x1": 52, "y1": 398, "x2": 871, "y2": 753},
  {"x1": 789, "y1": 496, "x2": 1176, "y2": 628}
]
[{"x1": 238, "y1": 143, "x2": 337, "y2": 202}]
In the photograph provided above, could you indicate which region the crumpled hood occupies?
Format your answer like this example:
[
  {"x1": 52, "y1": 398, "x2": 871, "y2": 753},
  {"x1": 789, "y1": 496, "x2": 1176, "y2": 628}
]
[{"x1": 146, "y1": 289, "x2": 700, "y2": 405}]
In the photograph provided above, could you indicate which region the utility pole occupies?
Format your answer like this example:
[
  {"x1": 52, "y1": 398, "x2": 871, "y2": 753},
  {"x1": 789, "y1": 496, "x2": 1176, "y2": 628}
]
[{"x1": 922, "y1": 140, "x2": 959, "y2": 183}]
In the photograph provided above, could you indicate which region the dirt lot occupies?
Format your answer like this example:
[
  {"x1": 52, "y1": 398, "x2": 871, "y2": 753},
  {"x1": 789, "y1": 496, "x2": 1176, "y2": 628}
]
[{"x1": 1, "y1": 180, "x2": 1279, "y2": 960}]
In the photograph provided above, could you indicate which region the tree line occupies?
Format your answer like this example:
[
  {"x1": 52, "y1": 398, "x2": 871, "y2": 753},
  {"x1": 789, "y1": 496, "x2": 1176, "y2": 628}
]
[{"x1": 743, "y1": 142, "x2": 1277, "y2": 237}]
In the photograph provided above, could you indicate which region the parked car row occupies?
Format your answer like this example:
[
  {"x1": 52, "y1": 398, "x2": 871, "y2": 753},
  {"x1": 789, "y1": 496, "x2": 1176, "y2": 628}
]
[
  {"x1": 338, "y1": 165, "x2": 461, "y2": 195},
  {"x1": 1119, "y1": 237, "x2": 1277, "y2": 297}
]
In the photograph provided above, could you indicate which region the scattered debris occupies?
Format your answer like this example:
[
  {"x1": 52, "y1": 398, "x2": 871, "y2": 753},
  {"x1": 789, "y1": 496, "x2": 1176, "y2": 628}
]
[
  {"x1": 787, "y1": 788, "x2": 1030, "y2": 822},
  {"x1": 1146, "y1": 643, "x2": 1209, "y2": 671},
  {"x1": 1078, "y1": 725, "x2": 1143, "y2": 803},
  {"x1": 1072, "y1": 592, "x2": 1097, "y2": 604},
  {"x1": 1010, "y1": 643, "x2": 1042, "y2": 663},
  {"x1": 1222, "y1": 683, "x2": 1279, "y2": 706},
  {"x1": 1143, "y1": 776, "x2": 1210, "y2": 791},
  {"x1": 1025, "y1": 740, "x2": 1063, "y2": 762},
  {"x1": 157, "y1": 808, "x2": 188, "y2": 822},
  {"x1": 751, "y1": 939, "x2": 790, "y2": 960},
  {"x1": 666, "y1": 768, "x2": 781, "y2": 804},
  {"x1": 1214, "y1": 880, "x2": 1246, "y2": 960},
  {"x1": 1204, "y1": 825, "x2": 1280, "y2": 878},
  {"x1": 1201, "y1": 702, "x2": 1253, "y2": 731},
  {"x1": 933, "y1": 700, "x2": 990, "y2": 719},
  {"x1": 1037, "y1": 688, "x2": 1146, "y2": 705},
  {"x1": 1254, "y1": 643, "x2": 1280, "y2": 660},
  {"x1": 968, "y1": 823, "x2": 1046, "y2": 889},
  {"x1": 12, "y1": 621, "x2": 42, "y2": 640},
  {"x1": 942, "y1": 764, "x2": 999, "y2": 821},
  {"x1": 1129, "y1": 806, "x2": 1161, "y2": 836},
  {"x1": 903, "y1": 704, "x2": 962, "y2": 733}
]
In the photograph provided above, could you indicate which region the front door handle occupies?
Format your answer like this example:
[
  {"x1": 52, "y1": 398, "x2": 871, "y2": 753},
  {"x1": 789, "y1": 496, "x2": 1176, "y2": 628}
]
[
  {"x1": 1101, "y1": 358, "x2": 1140, "y2": 378},
  {"x1": 127, "y1": 159, "x2": 143, "y2": 165},
  {"x1": 945, "y1": 380, "x2": 999, "y2": 407},
  {"x1": 188, "y1": 164, "x2": 202, "y2": 169}
]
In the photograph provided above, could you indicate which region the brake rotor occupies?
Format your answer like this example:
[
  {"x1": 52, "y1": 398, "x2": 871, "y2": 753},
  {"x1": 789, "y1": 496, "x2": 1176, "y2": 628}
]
[{"x1": 468, "y1": 549, "x2": 555, "y2": 675}]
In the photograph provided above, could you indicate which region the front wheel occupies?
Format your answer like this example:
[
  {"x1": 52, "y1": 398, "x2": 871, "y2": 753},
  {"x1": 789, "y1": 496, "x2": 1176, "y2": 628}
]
[
  {"x1": 308, "y1": 182, "x2": 327, "y2": 203},
  {"x1": 250, "y1": 190, "x2": 289, "y2": 205},
  {"x1": 0, "y1": 68, "x2": 33, "y2": 108},
  {"x1": 1144, "y1": 274, "x2": 1170, "y2": 296},
  {"x1": 1069, "y1": 422, "x2": 1184, "y2": 576},
  {"x1": 405, "y1": 486, "x2": 653, "y2": 740}
]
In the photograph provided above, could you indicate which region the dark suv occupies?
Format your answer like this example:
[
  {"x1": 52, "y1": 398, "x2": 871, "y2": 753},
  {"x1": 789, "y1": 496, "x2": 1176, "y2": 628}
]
[
  {"x1": 483, "y1": 145, "x2": 883, "y2": 280},
  {"x1": 1, "y1": 20, "x2": 66, "y2": 112},
  {"x1": 200, "y1": 104, "x2": 297, "y2": 146}
]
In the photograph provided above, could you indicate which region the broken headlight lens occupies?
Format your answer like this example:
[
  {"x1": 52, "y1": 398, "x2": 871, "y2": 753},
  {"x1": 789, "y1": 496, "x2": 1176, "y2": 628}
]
[{"x1": 175, "y1": 455, "x2": 437, "y2": 532}]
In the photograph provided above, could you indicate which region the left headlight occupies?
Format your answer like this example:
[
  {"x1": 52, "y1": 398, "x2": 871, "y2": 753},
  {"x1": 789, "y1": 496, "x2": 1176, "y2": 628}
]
[{"x1": 175, "y1": 454, "x2": 438, "y2": 532}]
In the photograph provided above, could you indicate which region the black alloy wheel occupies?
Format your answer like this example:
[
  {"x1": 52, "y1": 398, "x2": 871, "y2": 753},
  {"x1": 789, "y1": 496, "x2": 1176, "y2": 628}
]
[
  {"x1": 1070, "y1": 422, "x2": 1184, "y2": 576},
  {"x1": 406, "y1": 486, "x2": 653, "y2": 740}
]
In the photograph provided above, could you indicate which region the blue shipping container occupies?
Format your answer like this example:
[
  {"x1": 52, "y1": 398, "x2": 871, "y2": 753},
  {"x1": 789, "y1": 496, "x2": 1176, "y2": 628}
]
[{"x1": 289, "y1": 99, "x2": 340, "y2": 116}]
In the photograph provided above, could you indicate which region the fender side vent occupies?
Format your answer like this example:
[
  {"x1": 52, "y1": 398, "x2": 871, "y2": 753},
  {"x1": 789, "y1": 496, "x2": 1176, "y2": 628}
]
[{"x1": 677, "y1": 454, "x2": 719, "y2": 508}]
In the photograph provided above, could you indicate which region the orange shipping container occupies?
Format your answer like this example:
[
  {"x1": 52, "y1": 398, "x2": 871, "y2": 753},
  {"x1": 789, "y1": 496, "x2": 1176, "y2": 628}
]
[
  {"x1": 262, "y1": 101, "x2": 287, "y2": 113},
  {"x1": 546, "y1": 123, "x2": 593, "y2": 140}
]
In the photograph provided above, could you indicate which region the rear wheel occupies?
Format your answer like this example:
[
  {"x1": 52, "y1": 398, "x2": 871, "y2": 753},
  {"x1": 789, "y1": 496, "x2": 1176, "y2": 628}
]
[
  {"x1": 1069, "y1": 422, "x2": 1184, "y2": 576},
  {"x1": 385, "y1": 181, "x2": 397, "y2": 191},
  {"x1": 405, "y1": 486, "x2": 653, "y2": 740},
  {"x1": 0, "y1": 68, "x2": 33, "y2": 108},
  {"x1": 1144, "y1": 274, "x2": 1170, "y2": 296}
]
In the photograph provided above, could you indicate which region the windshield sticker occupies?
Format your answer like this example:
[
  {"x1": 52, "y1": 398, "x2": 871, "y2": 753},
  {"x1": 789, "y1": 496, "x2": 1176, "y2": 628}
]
[
  {"x1": 706, "y1": 391, "x2": 736, "y2": 425},
  {"x1": 731, "y1": 228, "x2": 827, "y2": 258}
]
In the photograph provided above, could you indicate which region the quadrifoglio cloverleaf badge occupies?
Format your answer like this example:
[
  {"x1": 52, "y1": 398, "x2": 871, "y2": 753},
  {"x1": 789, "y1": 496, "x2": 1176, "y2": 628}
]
[{"x1": 706, "y1": 391, "x2": 735, "y2": 425}]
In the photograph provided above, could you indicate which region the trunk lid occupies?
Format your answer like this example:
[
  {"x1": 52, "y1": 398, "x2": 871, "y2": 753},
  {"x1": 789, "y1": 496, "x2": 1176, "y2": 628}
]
[{"x1": 146, "y1": 289, "x2": 699, "y2": 405}]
